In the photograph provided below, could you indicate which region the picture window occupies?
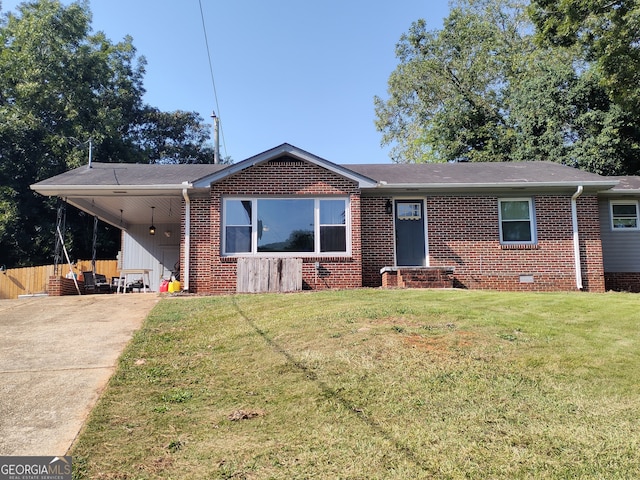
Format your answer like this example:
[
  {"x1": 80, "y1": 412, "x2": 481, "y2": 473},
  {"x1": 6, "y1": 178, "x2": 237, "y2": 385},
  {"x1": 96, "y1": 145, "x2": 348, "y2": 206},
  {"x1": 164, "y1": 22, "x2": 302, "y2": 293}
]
[{"x1": 223, "y1": 197, "x2": 349, "y2": 255}]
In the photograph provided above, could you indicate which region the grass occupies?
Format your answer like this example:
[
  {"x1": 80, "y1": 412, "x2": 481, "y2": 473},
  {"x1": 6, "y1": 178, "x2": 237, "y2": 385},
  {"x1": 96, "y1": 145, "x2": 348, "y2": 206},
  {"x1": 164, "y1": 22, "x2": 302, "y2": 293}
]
[{"x1": 71, "y1": 289, "x2": 640, "y2": 479}]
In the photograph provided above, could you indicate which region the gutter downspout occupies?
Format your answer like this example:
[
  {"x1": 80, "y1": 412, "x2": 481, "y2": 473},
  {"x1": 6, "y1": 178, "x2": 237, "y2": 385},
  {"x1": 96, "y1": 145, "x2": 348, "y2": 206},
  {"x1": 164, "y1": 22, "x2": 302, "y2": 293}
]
[
  {"x1": 182, "y1": 183, "x2": 191, "y2": 292},
  {"x1": 571, "y1": 185, "x2": 584, "y2": 290}
]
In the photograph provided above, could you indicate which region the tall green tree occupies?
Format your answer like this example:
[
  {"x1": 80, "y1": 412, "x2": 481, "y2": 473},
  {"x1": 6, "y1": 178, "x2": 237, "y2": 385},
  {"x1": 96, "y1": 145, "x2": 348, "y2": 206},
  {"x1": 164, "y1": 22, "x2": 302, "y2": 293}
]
[
  {"x1": 506, "y1": 44, "x2": 640, "y2": 174},
  {"x1": 375, "y1": 0, "x2": 529, "y2": 163},
  {"x1": 374, "y1": 0, "x2": 640, "y2": 174},
  {"x1": 528, "y1": 0, "x2": 640, "y2": 114},
  {"x1": 0, "y1": 0, "x2": 216, "y2": 268},
  {"x1": 134, "y1": 108, "x2": 215, "y2": 164}
]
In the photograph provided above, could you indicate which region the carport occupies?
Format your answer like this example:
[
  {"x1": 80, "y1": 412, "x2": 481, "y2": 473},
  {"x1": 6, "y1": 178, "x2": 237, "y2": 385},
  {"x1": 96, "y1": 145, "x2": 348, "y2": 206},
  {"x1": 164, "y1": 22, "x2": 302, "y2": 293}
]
[{"x1": 31, "y1": 162, "x2": 225, "y2": 292}]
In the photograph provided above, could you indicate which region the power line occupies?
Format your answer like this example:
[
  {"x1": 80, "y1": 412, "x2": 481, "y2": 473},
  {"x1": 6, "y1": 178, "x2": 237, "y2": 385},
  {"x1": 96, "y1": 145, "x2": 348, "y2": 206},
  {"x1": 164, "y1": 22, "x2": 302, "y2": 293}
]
[{"x1": 198, "y1": 0, "x2": 228, "y2": 159}]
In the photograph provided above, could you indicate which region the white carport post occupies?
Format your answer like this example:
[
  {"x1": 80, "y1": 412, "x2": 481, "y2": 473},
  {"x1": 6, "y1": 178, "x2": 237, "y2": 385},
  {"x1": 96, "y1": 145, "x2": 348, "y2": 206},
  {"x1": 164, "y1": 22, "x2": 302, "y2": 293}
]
[{"x1": 57, "y1": 225, "x2": 81, "y2": 295}]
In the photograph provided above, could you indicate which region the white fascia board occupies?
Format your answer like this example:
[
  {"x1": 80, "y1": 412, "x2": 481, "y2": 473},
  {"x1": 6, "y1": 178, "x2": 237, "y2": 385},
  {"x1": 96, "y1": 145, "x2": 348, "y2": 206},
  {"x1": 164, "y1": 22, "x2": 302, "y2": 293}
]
[
  {"x1": 371, "y1": 180, "x2": 619, "y2": 191},
  {"x1": 600, "y1": 189, "x2": 640, "y2": 195},
  {"x1": 31, "y1": 183, "x2": 193, "y2": 196}
]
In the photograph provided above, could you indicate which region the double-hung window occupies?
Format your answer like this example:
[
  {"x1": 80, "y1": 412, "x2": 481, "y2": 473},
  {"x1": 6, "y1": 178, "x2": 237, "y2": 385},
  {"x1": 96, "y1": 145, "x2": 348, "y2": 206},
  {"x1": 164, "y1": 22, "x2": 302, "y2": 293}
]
[
  {"x1": 225, "y1": 200, "x2": 253, "y2": 253},
  {"x1": 610, "y1": 200, "x2": 639, "y2": 230},
  {"x1": 499, "y1": 198, "x2": 536, "y2": 244},
  {"x1": 223, "y1": 197, "x2": 349, "y2": 255}
]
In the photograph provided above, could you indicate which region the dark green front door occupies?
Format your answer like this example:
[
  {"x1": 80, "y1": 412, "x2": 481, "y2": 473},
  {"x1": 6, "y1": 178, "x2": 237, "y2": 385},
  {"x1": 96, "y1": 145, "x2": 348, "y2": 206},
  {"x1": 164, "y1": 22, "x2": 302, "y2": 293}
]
[{"x1": 395, "y1": 199, "x2": 426, "y2": 266}]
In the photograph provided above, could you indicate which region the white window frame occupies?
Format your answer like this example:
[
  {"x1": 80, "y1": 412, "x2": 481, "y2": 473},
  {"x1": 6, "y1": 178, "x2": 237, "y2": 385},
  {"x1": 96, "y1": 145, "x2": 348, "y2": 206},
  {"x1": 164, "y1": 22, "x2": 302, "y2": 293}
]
[
  {"x1": 610, "y1": 200, "x2": 640, "y2": 231},
  {"x1": 498, "y1": 197, "x2": 537, "y2": 245},
  {"x1": 222, "y1": 197, "x2": 351, "y2": 256}
]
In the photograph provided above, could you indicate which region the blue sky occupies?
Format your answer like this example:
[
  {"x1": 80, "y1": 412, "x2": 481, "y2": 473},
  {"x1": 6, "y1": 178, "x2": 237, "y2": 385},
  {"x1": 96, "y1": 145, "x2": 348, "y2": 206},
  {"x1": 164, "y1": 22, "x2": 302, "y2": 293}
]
[{"x1": 1, "y1": 0, "x2": 451, "y2": 164}]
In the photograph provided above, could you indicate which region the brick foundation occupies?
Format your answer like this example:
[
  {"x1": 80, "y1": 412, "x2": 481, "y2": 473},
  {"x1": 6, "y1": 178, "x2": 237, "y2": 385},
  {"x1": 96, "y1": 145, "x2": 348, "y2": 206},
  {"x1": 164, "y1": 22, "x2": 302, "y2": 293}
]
[
  {"x1": 381, "y1": 267, "x2": 454, "y2": 289},
  {"x1": 604, "y1": 272, "x2": 640, "y2": 292}
]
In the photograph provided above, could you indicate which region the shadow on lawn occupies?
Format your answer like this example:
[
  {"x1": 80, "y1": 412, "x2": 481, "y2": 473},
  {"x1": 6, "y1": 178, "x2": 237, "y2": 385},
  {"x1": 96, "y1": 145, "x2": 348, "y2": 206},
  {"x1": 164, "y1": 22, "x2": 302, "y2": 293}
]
[{"x1": 231, "y1": 297, "x2": 432, "y2": 473}]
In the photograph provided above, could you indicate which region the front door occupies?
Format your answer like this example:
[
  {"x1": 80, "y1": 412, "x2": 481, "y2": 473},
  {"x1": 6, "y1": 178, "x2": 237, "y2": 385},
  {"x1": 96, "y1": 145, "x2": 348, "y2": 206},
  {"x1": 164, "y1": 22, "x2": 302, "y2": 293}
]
[{"x1": 395, "y1": 199, "x2": 426, "y2": 266}]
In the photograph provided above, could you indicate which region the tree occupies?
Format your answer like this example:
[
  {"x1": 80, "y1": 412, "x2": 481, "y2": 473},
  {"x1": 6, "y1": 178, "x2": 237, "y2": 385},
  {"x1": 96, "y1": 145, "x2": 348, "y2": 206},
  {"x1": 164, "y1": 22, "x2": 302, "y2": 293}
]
[
  {"x1": 375, "y1": 1, "x2": 529, "y2": 163},
  {"x1": 374, "y1": 0, "x2": 640, "y2": 175},
  {"x1": 0, "y1": 0, "x2": 217, "y2": 268},
  {"x1": 134, "y1": 108, "x2": 215, "y2": 164},
  {"x1": 528, "y1": 0, "x2": 640, "y2": 114}
]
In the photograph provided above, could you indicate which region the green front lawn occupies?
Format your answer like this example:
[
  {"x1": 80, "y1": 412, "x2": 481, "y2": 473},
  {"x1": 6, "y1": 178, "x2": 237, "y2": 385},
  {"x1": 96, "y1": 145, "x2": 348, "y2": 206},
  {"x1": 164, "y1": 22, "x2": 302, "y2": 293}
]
[{"x1": 71, "y1": 289, "x2": 640, "y2": 479}]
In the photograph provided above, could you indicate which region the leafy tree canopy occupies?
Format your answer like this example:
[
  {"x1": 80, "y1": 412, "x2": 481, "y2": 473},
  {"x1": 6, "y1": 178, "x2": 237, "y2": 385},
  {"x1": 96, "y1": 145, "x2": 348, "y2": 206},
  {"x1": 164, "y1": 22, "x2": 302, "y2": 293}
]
[
  {"x1": 0, "y1": 0, "x2": 219, "y2": 267},
  {"x1": 528, "y1": 0, "x2": 640, "y2": 114},
  {"x1": 374, "y1": 0, "x2": 640, "y2": 175}
]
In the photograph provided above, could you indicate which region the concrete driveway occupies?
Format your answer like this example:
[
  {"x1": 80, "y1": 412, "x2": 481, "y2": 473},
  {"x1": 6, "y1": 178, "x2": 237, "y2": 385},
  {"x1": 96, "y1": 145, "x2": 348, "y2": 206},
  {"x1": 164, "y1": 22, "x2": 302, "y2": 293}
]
[{"x1": 0, "y1": 294, "x2": 159, "y2": 455}]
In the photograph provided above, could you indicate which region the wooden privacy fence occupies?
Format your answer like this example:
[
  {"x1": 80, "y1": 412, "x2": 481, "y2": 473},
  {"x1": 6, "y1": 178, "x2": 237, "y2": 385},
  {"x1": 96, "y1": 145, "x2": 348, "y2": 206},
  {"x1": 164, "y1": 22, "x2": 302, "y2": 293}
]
[
  {"x1": 236, "y1": 258, "x2": 303, "y2": 293},
  {"x1": 0, "y1": 260, "x2": 118, "y2": 299}
]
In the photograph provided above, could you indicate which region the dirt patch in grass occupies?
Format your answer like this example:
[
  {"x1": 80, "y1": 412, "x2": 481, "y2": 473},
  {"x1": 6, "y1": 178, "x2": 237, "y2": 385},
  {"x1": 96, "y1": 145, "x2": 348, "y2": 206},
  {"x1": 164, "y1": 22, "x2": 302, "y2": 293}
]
[
  {"x1": 227, "y1": 409, "x2": 266, "y2": 421},
  {"x1": 367, "y1": 315, "x2": 488, "y2": 356}
]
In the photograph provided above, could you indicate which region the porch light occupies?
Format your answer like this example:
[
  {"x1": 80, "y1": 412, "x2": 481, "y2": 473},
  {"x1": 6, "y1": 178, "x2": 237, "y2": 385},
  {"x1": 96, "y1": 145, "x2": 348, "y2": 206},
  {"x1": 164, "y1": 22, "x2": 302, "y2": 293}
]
[
  {"x1": 149, "y1": 206, "x2": 156, "y2": 235},
  {"x1": 385, "y1": 199, "x2": 393, "y2": 214}
]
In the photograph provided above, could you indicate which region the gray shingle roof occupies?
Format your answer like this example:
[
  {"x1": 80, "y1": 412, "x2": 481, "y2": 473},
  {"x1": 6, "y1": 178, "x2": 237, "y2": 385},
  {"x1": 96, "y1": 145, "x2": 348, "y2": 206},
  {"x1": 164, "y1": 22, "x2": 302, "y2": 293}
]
[
  {"x1": 32, "y1": 159, "x2": 617, "y2": 191},
  {"x1": 606, "y1": 176, "x2": 640, "y2": 192},
  {"x1": 344, "y1": 161, "x2": 613, "y2": 186},
  {"x1": 34, "y1": 162, "x2": 226, "y2": 187}
]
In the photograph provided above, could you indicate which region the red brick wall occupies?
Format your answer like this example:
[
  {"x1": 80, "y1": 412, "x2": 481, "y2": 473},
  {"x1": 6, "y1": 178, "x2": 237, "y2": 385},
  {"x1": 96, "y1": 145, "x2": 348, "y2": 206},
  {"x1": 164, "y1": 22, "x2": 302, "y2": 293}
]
[
  {"x1": 184, "y1": 194, "x2": 213, "y2": 293},
  {"x1": 184, "y1": 159, "x2": 606, "y2": 295},
  {"x1": 361, "y1": 196, "x2": 395, "y2": 287},
  {"x1": 189, "y1": 160, "x2": 362, "y2": 294},
  {"x1": 360, "y1": 194, "x2": 605, "y2": 292},
  {"x1": 48, "y1": 276, "x2": 83, "y2": 296},
  {"x1": 576, "y1": 195, "x2": 605, "y2": 292}
]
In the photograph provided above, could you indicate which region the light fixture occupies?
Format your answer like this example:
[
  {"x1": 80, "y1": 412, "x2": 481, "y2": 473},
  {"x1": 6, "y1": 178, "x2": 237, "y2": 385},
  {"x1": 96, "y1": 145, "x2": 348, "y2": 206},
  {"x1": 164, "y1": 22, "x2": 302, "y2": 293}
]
[
  {"x1": 385, "y1": 199, "x2": 393, "y2": 215},
  {"x1": 149, "y1": 206, "x2": 156, "y2": 235}
]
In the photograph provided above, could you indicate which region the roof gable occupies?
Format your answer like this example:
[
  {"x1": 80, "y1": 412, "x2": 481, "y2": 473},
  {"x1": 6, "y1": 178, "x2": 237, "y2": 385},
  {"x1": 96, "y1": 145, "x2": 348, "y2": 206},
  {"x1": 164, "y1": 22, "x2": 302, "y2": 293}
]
[{"x1": 192, "y1": 143, "x2": 378, "y2": 188}]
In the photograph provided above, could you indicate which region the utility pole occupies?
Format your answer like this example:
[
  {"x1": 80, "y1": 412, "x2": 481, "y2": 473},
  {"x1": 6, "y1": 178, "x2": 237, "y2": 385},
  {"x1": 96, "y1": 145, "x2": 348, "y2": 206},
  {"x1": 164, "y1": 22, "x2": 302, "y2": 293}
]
[
  {"x1": 211, "y1": 110, "x2": 220, "y2": 164},
  {"x1": 88, "y1": 138, "x2": 93, "y2": 169}
]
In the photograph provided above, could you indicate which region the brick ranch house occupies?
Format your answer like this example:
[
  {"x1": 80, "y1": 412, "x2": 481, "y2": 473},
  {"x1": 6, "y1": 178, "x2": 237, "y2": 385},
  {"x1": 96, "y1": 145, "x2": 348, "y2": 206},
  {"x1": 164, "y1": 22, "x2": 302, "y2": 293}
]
[{"x1": 31, "y1": 143, "x2": 640, "y2": 294}]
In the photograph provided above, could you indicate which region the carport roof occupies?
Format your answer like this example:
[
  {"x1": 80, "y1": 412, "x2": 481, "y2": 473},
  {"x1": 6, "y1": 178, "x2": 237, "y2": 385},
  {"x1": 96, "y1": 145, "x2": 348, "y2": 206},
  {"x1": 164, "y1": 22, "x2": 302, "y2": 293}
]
[
  {"x1": 30, "y1": 162, "x2": 228, "y2": 229},
  {"x1": 32, "y1": 162, "x2": 226, "y2": 190}
]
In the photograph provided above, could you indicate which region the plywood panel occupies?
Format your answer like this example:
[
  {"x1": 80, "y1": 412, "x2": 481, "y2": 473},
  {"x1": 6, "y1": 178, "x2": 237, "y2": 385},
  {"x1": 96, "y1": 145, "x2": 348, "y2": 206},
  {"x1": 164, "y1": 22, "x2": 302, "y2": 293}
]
[{"x1": 236, "y1": 258, "x2": 302, "y2": 293}]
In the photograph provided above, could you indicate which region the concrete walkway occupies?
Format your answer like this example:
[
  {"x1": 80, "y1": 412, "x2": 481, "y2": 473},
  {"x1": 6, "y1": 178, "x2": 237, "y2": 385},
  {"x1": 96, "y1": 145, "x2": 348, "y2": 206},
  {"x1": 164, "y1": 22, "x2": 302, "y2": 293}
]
[{"x1": 0, "y1": 294, "x2": 159, "y2": 455}]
